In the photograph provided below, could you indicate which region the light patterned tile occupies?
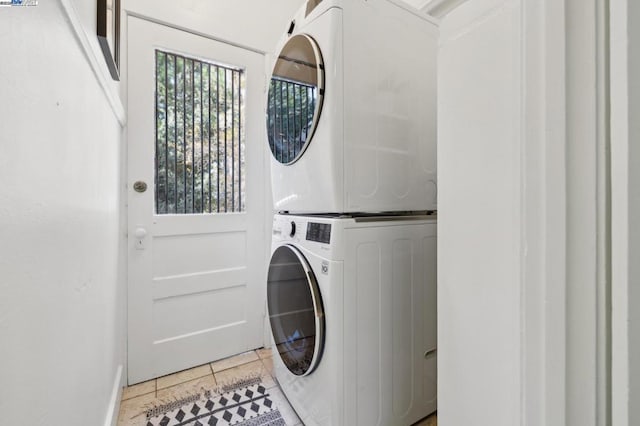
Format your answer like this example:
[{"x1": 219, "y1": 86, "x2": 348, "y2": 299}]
[
  {"x1": 214, "y1": 359, "x2": 276, "y2": 389},
  {"x1": 156, "y1": 375, "x2": 217, "y2": 401},
  {"x1": 262, "y1": 355, "x2": 275, "y2": 377},
  {"x1": 121, "y1": 379, "x2": 156, "y2": 401},
  {"x1": 210, "y1": 350, "x2": 259, "y2": 372},
  {"x1": 117, "y1": 392, "x2": 158, "y2": 426},
  {"x1": 256, "y1": 347, "x2": 273, "y2": 359},
  {"x1": 156, "y1": 364, "x2": 212, "y2": 390}
]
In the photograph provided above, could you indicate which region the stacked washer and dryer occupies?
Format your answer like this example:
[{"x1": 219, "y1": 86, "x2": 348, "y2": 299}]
[{"x1": 265, "y1": 1, "x2": 438, "y2": 425}]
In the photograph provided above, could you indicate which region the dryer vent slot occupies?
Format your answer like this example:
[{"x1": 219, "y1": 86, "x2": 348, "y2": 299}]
[{"x1": 305, "y1": 0, "x2": 323, "y2": 17}]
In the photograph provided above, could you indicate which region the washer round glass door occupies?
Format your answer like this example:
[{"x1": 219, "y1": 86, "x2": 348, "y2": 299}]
[
  {"x1": 267, "y1": 34, "x2": 325, "y2": 165},
  {"x1": 267, "y1": 244, "x2": 325, "y2": 376}
]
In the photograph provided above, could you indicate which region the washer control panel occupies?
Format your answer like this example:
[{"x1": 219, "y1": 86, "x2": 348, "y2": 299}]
[{"x1": 306, "y1": 222, "x2": 331, "y2": 244}]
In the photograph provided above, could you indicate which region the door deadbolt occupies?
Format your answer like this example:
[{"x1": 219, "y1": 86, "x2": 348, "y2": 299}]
[{"x1": 133, "y1": 181, "x2": 147, "y2": 193}]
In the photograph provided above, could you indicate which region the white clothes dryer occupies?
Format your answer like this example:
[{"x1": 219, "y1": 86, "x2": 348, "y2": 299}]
[
  {"x1": 266, "y1": 213, "x2": 437, "y2": 425},
  {"x1": 266, "y1": 0, "x2": 438, "y2": 214}
]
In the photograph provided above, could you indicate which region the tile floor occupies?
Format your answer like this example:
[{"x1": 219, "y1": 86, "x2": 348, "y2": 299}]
[{"x1": 117, "y1": 348, "x2": 437, "y2": 426}]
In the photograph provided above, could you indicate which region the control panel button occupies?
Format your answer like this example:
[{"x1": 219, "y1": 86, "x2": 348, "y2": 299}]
[{"x1": 289, "y1": 221, "x2": 296, "y2": 237}]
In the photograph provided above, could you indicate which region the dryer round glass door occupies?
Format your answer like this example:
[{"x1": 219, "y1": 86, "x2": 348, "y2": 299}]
[
  {"x1": 267, "y1": 244, "x2": 325, "y2": 376},
  {"x1": 267, "y1": 34, "x2": 325, "y2": 165}
]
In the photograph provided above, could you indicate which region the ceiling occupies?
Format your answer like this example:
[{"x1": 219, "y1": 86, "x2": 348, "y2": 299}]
[
  {"x1": 399, "y1": 0, "x2": 434, "y2": 10},
  {"x1": 396, "y1": 0, "x2": 466, "y2": 19}
]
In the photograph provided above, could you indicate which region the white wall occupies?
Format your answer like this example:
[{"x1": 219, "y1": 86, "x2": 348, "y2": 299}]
[
  {"x1": 122, "y1": 0, "x2": 304, "y2": 54},
  {"x1": 438, "y1": 0, "x2": 608, "y2": 425},
  {"x1": 611, "y1": 1, "x2": 640, "y2": 425},
  {"x1": 438, "y1": 1, "x2": 524, "y2": 424},
  {"x1": 0, "y1": 1, "x2": 126, "y2": 425}
]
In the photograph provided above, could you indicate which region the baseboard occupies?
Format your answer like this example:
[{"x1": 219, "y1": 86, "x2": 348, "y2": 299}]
[{"x1": 104, "y1": 364, "x2": 125, "y2": 426}]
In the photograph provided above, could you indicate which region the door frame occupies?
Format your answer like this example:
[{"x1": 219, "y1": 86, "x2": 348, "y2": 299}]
[
  {"x1": 437, "y1": 0, "x2": 611, "y2": 424},
  {"x1": 125, "y1": 15, "x2": 268, "y2": 383},
  {"x1": 610, "y1": 0, "x2": 640, "y2": 424},
  {"x1": 119, "y1": 3, "x2": 278, "y2": 384}
]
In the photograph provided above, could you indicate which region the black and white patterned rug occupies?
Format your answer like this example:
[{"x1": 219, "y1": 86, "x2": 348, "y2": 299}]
[{"x1": 145, "y1": 377, "x2": 286, "y2": 426}]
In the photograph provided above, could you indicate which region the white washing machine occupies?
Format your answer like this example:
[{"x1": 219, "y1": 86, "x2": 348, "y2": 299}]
[
  {"x1": 267, "y1": 213, "x2": 437, "y2": 425},
  {"x1": 266, "y1": 0, "x2": 438, "y2": 214}
]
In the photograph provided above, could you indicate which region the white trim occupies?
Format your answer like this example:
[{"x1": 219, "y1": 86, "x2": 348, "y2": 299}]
[
  {"x1": 595, "y1": 0, "x2": 611, "y2": 423},
  {"x1": 386, "y1": 0, "x2": 441, "y2": 24},
  {"x1": 519, "y1": 2, "x2": 570, "y2": 425},
  {"x1": 423, "y1": 0, "x2": 471, "y2": 18},
  {"x1": 541, "y1": 1, "x2": 568, "y2": 423},
  {"x1": 564, "y1": 1, "x2": 611, "y2": 425},
  {"x1": 610, "y1": 0, "x2": 630, "y2": 424},
  {"x1": 404, "y1": 0, "x2": 437, "y2": 11},
  {"x1": 520, "y1": 1, "x2": 561, "y2": 425},
  {"x1": 439, "y1": 1, "x2": 609, "y2": 424},
  {"x1": 58, "y1": 0, "x2": 126, "y2": 127},
  {"x1": 103, "y1": 364, "x2": 124, "y2": 426},
  {"x1": 263, "y1": 52, "x2": 275, "y2": 350},
  {"x1": 125, "y1": 11, "x2": 267, "y2": 55},
  {"x1": 520, "y1": 2, "x2": 612, "y2": 425}
]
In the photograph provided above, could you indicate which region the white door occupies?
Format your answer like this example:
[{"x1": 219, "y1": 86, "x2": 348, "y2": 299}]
[{"x1": 127, "y1": 16, "x2": 266, "y2": 384}]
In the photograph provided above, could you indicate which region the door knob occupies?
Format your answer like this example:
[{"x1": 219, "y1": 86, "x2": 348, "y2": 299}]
[
  {"x1": 134, "y1": 228, "x2": 147, "y2": 250},
  {"x1": 133, "y1": 181, "x2": 148, "y2": 193}
]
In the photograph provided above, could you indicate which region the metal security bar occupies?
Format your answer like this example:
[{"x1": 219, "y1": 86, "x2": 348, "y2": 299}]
[
  {"x1": 267, "y1": 77, "x2": 316, "y2": 164},
  {"x1": 155, "y1": 50, "x2": 245, "y2": 215}
]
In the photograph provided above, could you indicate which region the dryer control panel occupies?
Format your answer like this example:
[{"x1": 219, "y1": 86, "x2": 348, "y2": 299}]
[{"x1": 306, "y1": 222, "x2": 331, "y2": 244}]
